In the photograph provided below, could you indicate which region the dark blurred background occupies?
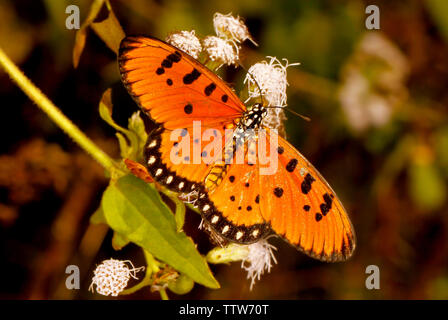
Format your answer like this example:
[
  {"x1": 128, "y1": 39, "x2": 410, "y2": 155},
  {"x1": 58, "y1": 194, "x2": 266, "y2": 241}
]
[{"x1": 1, "y1": 0, "x2": 448, "y2": 299}]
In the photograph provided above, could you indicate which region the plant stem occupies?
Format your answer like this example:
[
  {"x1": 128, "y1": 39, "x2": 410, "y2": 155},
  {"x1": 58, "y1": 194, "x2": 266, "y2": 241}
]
[
  {"x1": 159, "y1": 288, "x2": 169, "y2": 300},
  {"x1": 162, "y1": 189, "x2": 186, "y2": 232},
  {"x1": 0, "y1": 47, "x2": 120, "y2": 173}
]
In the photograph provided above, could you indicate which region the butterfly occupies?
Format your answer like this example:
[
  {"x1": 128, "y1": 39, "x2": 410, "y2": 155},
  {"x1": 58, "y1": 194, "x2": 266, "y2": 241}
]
[{"x1": 118, "y1": 35, "x2": 356, "y2": 262}]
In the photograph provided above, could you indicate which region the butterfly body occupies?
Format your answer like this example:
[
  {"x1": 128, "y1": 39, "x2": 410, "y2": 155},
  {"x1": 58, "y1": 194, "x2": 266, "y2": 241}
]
[
  {"x1": 119, "y1": 35, "x2": 356, "y2": 262},
  {"x1": 240, "y1": 104, "x2": 267, "y2": 130}
]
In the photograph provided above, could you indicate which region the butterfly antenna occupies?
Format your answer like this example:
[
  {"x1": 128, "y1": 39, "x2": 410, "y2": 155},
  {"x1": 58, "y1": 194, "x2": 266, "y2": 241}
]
[
  {"x1": 239, "y1": 62, "x2": 264, "y2": 105},
  {"x1": 265, "y1": 106, "x2": 311, "y2": 122}
]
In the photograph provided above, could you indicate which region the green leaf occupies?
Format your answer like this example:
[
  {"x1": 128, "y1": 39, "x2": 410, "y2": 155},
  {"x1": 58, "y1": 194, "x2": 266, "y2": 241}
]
[
  {"x1": 167, "y1": 273, "x2": 195, "y2": 295},
  {"x1": 101, "y1": 175, "x2": 220, "y2": 289},
  {"x1": 73, "y1": 0, "x2": 124, "y2": 67},
  {"x1": 128, "y1": 111, "x2": 148, "y2": 160},
  {"x1": 90, "y1": 206, "x2": 107, "y2": 224},
  {"x1": 90, "y1": 2, "x2": 125, "y2": 54},
  {"x1": 73, "y1": 0, "x2": 105, "y2": 68},
  {"x1": 99, "y1": 89, "x2": 140, "y2": 160},
  {"x1": 112, "y1": 231, "x2": 131, "y2": 250},
  {"x1": 116, "y1": 132, "x2": 130, "y2": 159},
  {"x1": 99, "y1": 89, "x2": 130, "y2": 134}
]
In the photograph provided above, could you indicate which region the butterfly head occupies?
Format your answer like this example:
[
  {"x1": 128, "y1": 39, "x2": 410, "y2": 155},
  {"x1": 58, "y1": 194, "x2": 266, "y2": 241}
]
[{"x1": 241, "y1": 103, "x2": 267, "y2": 130}]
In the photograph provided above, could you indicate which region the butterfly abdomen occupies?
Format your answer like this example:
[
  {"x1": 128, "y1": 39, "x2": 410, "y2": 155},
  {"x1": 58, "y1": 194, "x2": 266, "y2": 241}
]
[{"x1": 204, "y1": 163, "x2": 228, "y2": 190}]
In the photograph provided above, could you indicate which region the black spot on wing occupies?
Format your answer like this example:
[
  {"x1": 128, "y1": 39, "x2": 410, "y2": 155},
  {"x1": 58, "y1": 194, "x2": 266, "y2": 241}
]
[
  {"x1": 324, "y1": 193, "x2": 333, "y2": 207},
  {"x1": 286, "y1": 159, "x2": 298, "y2": 172},
  {"x1": 301, "y1": 173, "x2": 315, "y2": 194},
  {"x1": 221, "y1": 94, "x2": 228, "y2": 102},
  {"x1": 274, "y1": 187, "x2": 284, "y2": 197},
  {"x1": 320, "y1": 203, "x2": 330, "y2": 216},
  {"x1": 183, "y1": 68, "x2": 201, "y2": 84},
  {"x1": 204, "y1": 83, "x2": 217, "y2": 96},
  {"x1": 161, "y1": 59, "x2": 173, "y2": 68},
  {"x1": 320, "y1": 193, "x2": 333, "y2": 216},
  {"x1": 184, "y1": 104, "x2": 193, "y2": 114},
  {"x1": 167, "y1": 51, "x2": 181, "y2": 63},
  {"x1": 161, "y1": 51, "x2": 181, "y2": 69}
]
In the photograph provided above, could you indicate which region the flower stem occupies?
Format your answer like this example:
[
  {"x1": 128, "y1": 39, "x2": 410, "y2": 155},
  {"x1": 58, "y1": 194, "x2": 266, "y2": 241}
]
[
  {"x1": 0, "y1": 47, "x2": 119, "y2": 173},
  {"x1": 162, "y1": 188, "x2": 186, "y2": 232},
  {"x1": 159, "y1": 288, "x2": 169, "y2": 300}
]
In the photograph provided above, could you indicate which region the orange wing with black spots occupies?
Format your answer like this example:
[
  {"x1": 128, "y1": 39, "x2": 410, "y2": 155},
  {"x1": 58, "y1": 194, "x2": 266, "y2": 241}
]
[
  {"x1": 144, "y1": 125, "x2": 235, "y2": 193},
  {"x1": 197, "y1": 138, "x2": 271, "y2": 243},
  {"x1": 119, "y1": 35, "x2": 245, "y2": 192},
  {"x1": 196, "y1": 129, "x2": 355, "y2": 261},
  {"x1": 260, "y1": 129, "x2": 355, "y2": 261},
  {"x1": 119, "y1": 36, "x2": 245, "y2": 130}
]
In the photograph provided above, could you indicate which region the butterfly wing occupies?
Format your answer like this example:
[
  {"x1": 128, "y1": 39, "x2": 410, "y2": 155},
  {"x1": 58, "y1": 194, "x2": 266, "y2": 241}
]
[
  {"x1": 196, "y1": 138, "x2": 271, "y2": 243},
  {"x1": 118, "y1": 36, "x2": 246, "y2": 191},
  {"x1": 118, "y1": 35, "x2": 245, "y2": 129},
  {"x1": 258, "y1": 128, "x2": 356, "y2": 261},
  {"x1": 144, "y1": 125, "x2": 235, "y2": 193},
  {"x1": 197, "y1": 128, "x2": 355, "y2": 261}
]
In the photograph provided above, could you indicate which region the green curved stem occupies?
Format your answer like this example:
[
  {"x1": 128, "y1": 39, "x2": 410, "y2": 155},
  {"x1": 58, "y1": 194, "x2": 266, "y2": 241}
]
[
  {"x1": 159, "y1": 288, "x2": 169, "y2": 300},
  {"x1": 162, "y1": 189, "x2": 186, "y2": 232},
  {"x1": 120, "y1": 250, "x2": 160, "y2": 296},
  {"x1": 0, "y1": 47, "x2": 120, "y2": 174}
]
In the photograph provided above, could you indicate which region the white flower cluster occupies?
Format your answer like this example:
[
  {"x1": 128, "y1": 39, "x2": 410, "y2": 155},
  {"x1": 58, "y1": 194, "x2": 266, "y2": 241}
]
[
  {"x1": 166, "y1": 30, "x2": 202, "y2": 59},
  {"x1": 244, "y1": 57, "x2": 299, "y2": 130},
  {"x1": 213, "y1": 12, "x2": 256, "y2": 46},
  {"x1": 202, "y1": 36, "x2": 238, "y2": 67},
  {"x1": 166, "y1": 13, "x2": 255, "y2": 69},
  {"x1": 241, "y1": 238, "x2": 278, "y2": 290},
  {"x1": 89, "y1": 259, "x2": 144, "y2": 296},
  {"x1": 206, "y1": 238, "x2": 277, "y2": 290}
]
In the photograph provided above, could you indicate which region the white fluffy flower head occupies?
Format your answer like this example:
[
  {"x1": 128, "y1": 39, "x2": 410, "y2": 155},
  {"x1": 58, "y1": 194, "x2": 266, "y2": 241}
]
[
  {"x1": 166, "y1": 30, "x2": 202, "y2": 59},
  {"x1": 206, "y1": 238, "x2": 277, "y2": 290},
  {"x1": 245, "y1": 57, "x2": 299, "y2": 130},
  {"x1": 89, "y1": 259, "x2": 144, "y2": 296},
  {"x1": 213, "y1": 12, "x2": 256, "y2": 45},
  {"x1": 245, "y1": 56, "x2": 298, "y2": 107},
  {"x1": 203, "y1": 36, "x2": 238, "y2": 68},
  {"x1": 242, "y1": 239, "x2": 278, "y2": 290}
]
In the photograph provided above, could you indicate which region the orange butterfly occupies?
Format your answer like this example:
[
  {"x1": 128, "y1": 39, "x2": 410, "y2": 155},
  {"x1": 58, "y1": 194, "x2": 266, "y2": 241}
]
[{"x1": 118, "y1": 36, "x2": 356, "y2": 262}]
